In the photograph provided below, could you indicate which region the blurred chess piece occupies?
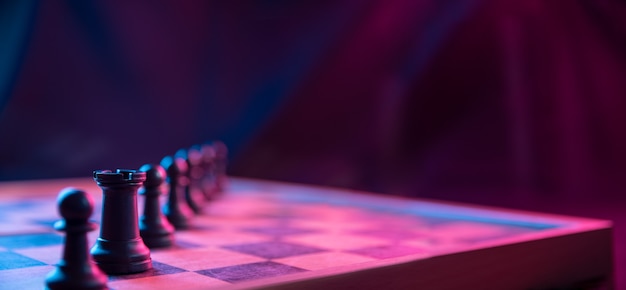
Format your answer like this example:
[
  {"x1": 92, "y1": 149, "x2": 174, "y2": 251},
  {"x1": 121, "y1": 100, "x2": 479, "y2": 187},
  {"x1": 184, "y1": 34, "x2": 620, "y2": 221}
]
[
  {"x1": 45, "y1": 188, "x2": 108, "y2": 290},
  {"x1": 139, "y1": 164, "x2": 175, "y2": 248}
]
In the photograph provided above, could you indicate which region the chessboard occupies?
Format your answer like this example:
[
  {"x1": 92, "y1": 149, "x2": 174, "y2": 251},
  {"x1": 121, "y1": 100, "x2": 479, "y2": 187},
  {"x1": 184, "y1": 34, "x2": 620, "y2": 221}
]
[{"x1": 0, "y1": 177, "x2": 613, "y2": 289}]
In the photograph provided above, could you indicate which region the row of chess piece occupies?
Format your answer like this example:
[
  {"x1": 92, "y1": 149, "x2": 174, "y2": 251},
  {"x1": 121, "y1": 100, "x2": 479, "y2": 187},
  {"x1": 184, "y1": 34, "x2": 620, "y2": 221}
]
[
  {"x1": 45, "y1": 141, "x2": 228, "y2": 290},
  {"x1": 143, "y1": 140, "x2": 229, "y2": 242}
]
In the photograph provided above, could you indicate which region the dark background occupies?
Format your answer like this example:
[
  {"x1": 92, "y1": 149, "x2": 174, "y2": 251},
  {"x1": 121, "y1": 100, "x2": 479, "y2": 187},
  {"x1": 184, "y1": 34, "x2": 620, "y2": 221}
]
[{"x1": 1, "y1": 0, "x2": 625, "y2": 287}]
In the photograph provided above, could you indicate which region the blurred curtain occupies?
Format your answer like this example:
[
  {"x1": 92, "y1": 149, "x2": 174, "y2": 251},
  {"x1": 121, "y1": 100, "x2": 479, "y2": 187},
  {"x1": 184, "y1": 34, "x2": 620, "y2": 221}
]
[
  {"x1": 1, "y1": 0, "x2": 625, "y2": 201},
  {"x1": 0, "y1": 1, "x2": 38, "y2": 114}
]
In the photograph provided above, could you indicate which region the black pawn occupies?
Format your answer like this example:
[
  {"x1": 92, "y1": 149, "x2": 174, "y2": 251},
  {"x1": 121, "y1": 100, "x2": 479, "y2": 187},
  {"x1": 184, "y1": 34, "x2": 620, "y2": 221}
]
[
  {"x1": 175, "y1": 148, "x2": 203, "y2": 214},
  {"x1": 90, "y1": 169, "x2": 152, "y2": 275},
  {"x1": 45, "y1": 188, "x2": 108, "y2": 290},
  {"x1": 138, "y1": 164, "x2": 175, "y2": 248},
  {"x1": 161, "y1": 156, "x2": 194, "y2": 229}
]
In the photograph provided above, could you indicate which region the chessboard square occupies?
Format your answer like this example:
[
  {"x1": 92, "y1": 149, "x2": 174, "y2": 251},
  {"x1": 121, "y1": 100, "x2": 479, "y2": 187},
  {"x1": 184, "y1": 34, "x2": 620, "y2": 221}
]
[
  {"x1": 292, "y1": 204, "x2": 364, "y2": 217},
  {"x1": 108, "y1": 271, "x2": 230, "y2": 290},
  {"x1": 296, "y1": 207, "x2": 371, "y2": 222},
  {"x1": 0, "y1": 200, "x2": 53, "y2": 219},
  {"x1": 32, "y1": 218, "x2": 58, "y2": 228},
  {"x1": 109, "y1": 261, "x2": 186, "y2": 281},
  {"x1": 196, "y1": 261, "x2": 306, "y2": 283},
  {"x1": 0, "y1": 265, "x2": 54, "y2": 289},
  {"x1": 284, "y1": 233, "x2": 389, "y2": 251},
  {"x1": 213, "y1": 207, "x2": 285, "y2": 219},
  {"x1": 221, "y1": 241, "x2": 326, "y2": 259},
  {"x1": 411, "y1": 215, "x2": 458, "y2": 226},
  {"x1": 351, "y1": 228, "x2": 424, "y2": 241},
  {"x1": 13, "y1": 245, "x2": 63, "y2": 265},
  {"x1": 6, "y1": 203, "x2": 63, "y2": 222},
  {"x1": 175, "y1": 230, "x2": 271, "y2": 247},
  {"x1": 0, "y1": 222, "x2": 51, "y2": 235},
  {"x1": 0, "y1": 233, "x2": 63, "y2": 249},
  {"x1": 399, "y1": 238, "x2": 461, "y2": 252},
  {"x1": 250, "y1": 210, "x2": 304, "y2": 220},
  {"x1": 429, "y1": 221, "x2": 516, "y2": 242},
  {"x1": 211, "y1": 193, "x2": 273, "y2": 206},
  {"x1": 0, "y1": 200, "x2": 40, "y2": 211},
  {"x1": 194, "y1": 216, "x2": 277, "y2": 229},
  {"x1": 150, "y1": 247, "x2": 266, "y2": 271},
  {"x1": 0, "y1": 251, "x2": 47, "y2": 270},
  {"x1": 349, "y1": 245, "x2": 429, "y2": 259},
  {"x1": 462, "y1": 232, "x2": 528, "y2": 244},
  {"x1": 274, "y1": 251, "x2": 376, "y2": 271},
  {"x1": 240, "y1": 226, "x2": 319, "y2": 237},
  {"x1": 360, "y1": 213, "x2": 414, "y2": 225},
  {"x1": 172, "y1": 239, "x2": 203, "y2": 249},
  {"x1": 288, "y1": 219, "x2": 373, "y2": 232}
]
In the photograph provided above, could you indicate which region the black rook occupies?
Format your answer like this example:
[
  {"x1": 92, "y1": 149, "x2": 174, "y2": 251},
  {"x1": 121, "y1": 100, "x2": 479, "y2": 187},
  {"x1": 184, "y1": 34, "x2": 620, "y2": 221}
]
[{"x1": 90, "y1": 169, "x2": 152, "y2": 275}]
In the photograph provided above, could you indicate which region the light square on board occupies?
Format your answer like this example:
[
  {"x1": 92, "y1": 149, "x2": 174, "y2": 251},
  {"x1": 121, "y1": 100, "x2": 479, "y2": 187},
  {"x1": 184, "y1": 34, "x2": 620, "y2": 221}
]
[
  {"x1": 0, "y1": 265, "x2": 54, "y2": 289},
  {"x1": 348, "y1": 244, "x2": 430, "y2": 259},
  {"x1": 287, "y1": 219, "x2": 374, "y2": 233},
  {"x1": 289, "y1": 205, "x2": 371, "y2": 221},
  {"x1": 108, "y1": 271, "x2": 231, "y2": 290},
  {"x1": 283, "y1": 232, "x2": 390, "y2": 251},
  {"x1": 174, "y1": 230, "x2": 272, "y2": 247},
  {"x1": 209, "y1": 196, "x2": 279, "y2": 216},
  {"x1": 427, "y1": 221, "x2": 525, "y2": 243},
  {"x1": 0, "y1": 222, "x2": 51, "y2": 235},
  {"x1": 13, "y1": 245, "x2": 63, "y2": 265},
  {"x1": 239, "y1": 225, "x2": 320, "y2": 237},
  {"x1": 350, "y1": 228, "x2": 425, "y2": 241},
  {"x1": 192, "y1": 215, "x2": 279, "y2": 230},
  {"x1": 149, "y1": 247, "x2": 266, "y2": 271},
  {"x1": 399, "y1": 237, "x2": 461, "y2": 252},
  {"x1": 274, "y1": 251, "x2": 376, "y2": 271},
  {"x1": 107, "y1": 261, "x2": 187, "y2": 281}
]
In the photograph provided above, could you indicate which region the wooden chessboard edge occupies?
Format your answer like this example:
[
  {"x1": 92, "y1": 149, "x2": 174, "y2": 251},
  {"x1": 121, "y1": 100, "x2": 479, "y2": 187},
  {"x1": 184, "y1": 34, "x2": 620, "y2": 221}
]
[{"x1": 221, "y1": 226, "x2": 613, "y2": 290}]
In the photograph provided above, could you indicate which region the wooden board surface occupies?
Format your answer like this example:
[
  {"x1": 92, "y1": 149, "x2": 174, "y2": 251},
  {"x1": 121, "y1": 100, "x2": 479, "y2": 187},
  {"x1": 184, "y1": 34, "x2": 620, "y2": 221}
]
[{"x1": 0, "y1": 177, "x2": 614, "y2": 289}]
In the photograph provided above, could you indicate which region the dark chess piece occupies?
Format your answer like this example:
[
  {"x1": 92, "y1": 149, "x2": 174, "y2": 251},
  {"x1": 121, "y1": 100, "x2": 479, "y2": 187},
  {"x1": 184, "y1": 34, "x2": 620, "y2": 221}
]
[
  {"x1": 199, "y1": 143, "x2": 217, "y2": 200},
  {"x1": 45, "y1": 188, "x2": 108, "y2": 290},
  {"x1": 187, "y1": 146, "x2": 207, "y2": 210},
  {"x1": 212, "y1": 140, "x2": 229, "y2": 193},
  {"x1": 138, "y1": 164, "x2": 175, "y2": 248},
  {"x1": 161, "y1": 155, "x2": 194, "y2": 229},
  {"x1": 90, "y1": 169, "x2": 152, "y2": 275},
  {"x1": 175, "y1": 148, "x2": 203, "y2": 214}
]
